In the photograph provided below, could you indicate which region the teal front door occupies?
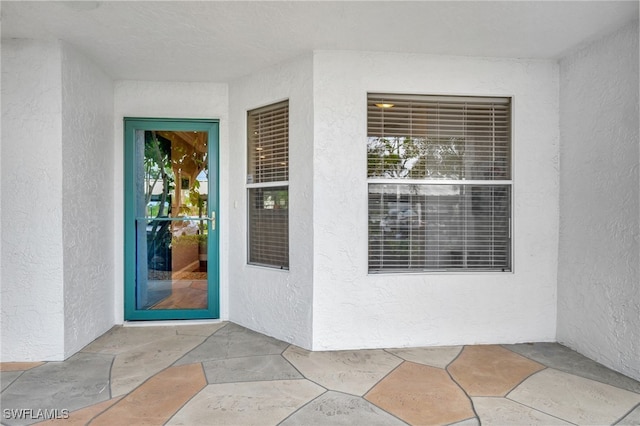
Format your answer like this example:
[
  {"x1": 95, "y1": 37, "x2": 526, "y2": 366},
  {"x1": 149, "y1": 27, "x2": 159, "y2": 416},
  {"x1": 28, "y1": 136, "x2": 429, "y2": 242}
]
[{"x1": 124, "y1": 118, "x2": 219, "y2": 320}]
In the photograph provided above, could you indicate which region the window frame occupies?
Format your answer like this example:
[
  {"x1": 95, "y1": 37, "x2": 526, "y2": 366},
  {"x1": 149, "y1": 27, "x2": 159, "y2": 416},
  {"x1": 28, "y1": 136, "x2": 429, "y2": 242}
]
[
  {"x1": 366, "y1": 93, "x2": 513, "y2": 274},
  {"x1": 246, "y1": 100, "x2": 290, "y2": 270}
]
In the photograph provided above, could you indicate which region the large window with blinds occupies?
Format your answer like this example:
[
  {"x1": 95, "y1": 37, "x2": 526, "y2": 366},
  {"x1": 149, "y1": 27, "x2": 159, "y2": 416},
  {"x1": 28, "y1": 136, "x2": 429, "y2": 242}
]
[
  {"x1": 367, "y1": 93, "x2": 512, "y2": 273},
  {"x1": 247, "y1": 100, "x2": 289, "y2": 269}
]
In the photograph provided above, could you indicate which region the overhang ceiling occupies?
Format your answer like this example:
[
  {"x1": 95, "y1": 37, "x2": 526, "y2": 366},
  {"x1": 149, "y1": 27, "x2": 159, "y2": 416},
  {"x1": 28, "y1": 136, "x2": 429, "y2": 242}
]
[{"x1": 1, "y1": 1, "x2": 638, "y2": 83}]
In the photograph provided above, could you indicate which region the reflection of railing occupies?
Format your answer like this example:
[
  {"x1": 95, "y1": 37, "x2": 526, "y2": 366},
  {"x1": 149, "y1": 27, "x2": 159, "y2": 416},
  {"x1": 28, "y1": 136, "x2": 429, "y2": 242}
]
[{"x1": 137, "y1": 215, "x2": 213, "y2": 271}]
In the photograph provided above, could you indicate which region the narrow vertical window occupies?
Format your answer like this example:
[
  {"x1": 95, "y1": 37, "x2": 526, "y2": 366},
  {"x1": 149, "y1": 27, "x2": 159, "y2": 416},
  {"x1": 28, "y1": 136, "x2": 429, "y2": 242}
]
[
  {"x1": 247, "y1": 101, "x2": 289, "y2": 269},
  {"x1": 367, "y1": 94, "x2": 512, "y2": 272}
]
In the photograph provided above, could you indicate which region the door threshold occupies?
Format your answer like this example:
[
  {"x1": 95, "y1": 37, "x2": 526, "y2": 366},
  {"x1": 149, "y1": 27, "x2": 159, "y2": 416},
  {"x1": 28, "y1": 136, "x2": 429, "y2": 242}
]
[{"x1": 123, "y1": 319, "x2": 223, "y2": 327}]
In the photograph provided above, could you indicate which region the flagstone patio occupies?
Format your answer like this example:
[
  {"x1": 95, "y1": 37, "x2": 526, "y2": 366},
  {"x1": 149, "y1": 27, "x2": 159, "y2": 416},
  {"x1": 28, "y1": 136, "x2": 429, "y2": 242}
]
[{"x1": 1, "y1": 322, "x2": 639, "y2": 425}]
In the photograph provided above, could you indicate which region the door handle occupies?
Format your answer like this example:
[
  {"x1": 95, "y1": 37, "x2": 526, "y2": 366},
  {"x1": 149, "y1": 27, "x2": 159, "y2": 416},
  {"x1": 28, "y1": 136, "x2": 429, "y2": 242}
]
[{"x1": 206, "y1": 212, "x2": 216, "y2": 230}]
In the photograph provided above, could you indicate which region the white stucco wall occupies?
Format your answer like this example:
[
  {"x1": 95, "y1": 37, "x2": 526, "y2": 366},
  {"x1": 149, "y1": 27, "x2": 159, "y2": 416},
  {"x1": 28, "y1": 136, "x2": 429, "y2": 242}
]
[
  {"x1": 113, "y1": 80, "x2": 229, "y2": 323},
  {"x1": 228, "y1": 55, "x2": 314, "y2": 349},
  {"x1": 1, "y1": 39, "x2": 65, "y2": 360},
  {"x1": 558, "y1": 21, "x2": 640, "y2": 381},
  {"x1": 312, "y1": 51, "x2": 560, "y2": 350},
  {"x1": 61, "y1": 43, "x2": 115, "y2": 357}
]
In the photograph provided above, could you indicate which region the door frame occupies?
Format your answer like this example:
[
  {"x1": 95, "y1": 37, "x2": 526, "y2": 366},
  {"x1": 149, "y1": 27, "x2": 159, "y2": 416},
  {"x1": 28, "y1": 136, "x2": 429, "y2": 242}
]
[{"x1": 123, "y1": 117, "x2": 220, "y2": 320}]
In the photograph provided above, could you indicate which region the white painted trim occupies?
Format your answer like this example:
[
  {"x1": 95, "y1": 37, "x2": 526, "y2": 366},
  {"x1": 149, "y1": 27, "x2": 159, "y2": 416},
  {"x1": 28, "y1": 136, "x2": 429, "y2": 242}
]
[
  {"x1": 246, "y1": 180, "x2": 289, "y2": 188},
  {"x1": 367, "y1": 179, "x2": 513, "y2": 185}
]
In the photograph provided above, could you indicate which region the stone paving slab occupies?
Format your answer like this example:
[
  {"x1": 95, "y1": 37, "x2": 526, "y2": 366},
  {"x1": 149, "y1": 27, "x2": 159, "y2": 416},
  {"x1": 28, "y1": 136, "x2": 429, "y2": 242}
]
[
  {"x1": 91, "y1": 363, "x2": 206, "y2": 426},
  {"x1": 283, "y1": 345, "x2": 403, "y2": 396},
  {"x1": 81, "y1": 326, "x2": 178, "y2": 354},
  {"x1": 508, "y1": 368, "x2": 640, "y2": 425},
  {"x1": 280, "y1": 390, "x2": 407, "y2": 425},
  {"x1": 449, "y1": 418, "x2": 480, "y2": 426},
  {"x1": 175, "y1": 322, "x2": 289, "y2": 365},
  {"x1": 1, "y1": 353, "x2": 113, "y2": 426},
  {"x1": 34, "y1": 396, "x2": 123, "y2": 426},
  {"x1": 203, "y1": 354, "x2": 302, "y2": 384},
  {"x1": 504, "y1": 342, "x2": 640, "y2": 393},
  {"x1": 386, "y1": 345, "x2": 462, "y2": 369},
  {"x1": 174, "y1": 322, "x2": 226, "y2": 337},
  {"x1": 617, "y1": 404, "x2": 640, "y2": 425},
  {"x1": 448, "y1": 345, "x2": 545, "y2": 397},
  {"x1": 473, "y1": 396, "x2": 572, "y2": 425},
  {"x1": 0, "y1": 363, "x2": 45, "y2": 372},
  {"x1": 109, "y1": 334, "x2": 207, "y2": 396},
  {"x1": 365, "y1": 361, "x2": 474, "y2": 426},
  {"x1": 166, "y1": 380, "x2": 325, "y2": 425},
  {"x1": 1, "y1": 371, "x2": 22, "y2": 392}
]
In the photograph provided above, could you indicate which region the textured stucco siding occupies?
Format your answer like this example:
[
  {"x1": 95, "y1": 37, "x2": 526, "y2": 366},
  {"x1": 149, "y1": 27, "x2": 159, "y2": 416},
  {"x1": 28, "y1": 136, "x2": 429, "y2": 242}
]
[
  {"x1": 1, "y1": 39, "x2": 65, "y2": 360},
  {"x1": 61, "y1": 43, "x2": 115, "y2": 358},
  {"x1": 228, "y1": 55, "x2": 315, "y2": 349},
  {"x1": 3, "y1": 18, "x2": 637, "y2": 372},
  {"x1": 312, "y1": 51, "x2": 560, "y2": 350},
  {"x1": 558, "y1": 21, "x2": 640, "y2": 381},
  {"x1": 1, "y1": 40, "x2": 118, "y2": 361}
]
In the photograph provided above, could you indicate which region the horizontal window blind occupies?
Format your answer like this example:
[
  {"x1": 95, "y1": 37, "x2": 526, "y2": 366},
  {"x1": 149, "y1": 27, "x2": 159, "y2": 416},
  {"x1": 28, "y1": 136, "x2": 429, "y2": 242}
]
[
  {"x1": 368, "y1": 184, "x2": 510, "y2": 272},
  {"x1": 248, "y1": 101, "x2": 289, "y2": 184},
  {"x1": 248, "y1": 187, "x2": 289, "y2": 269},
  {"x1": 367, "y1": 94, "x2": 512, "y2": 273},
  {"x1": 368, "y1": 94, "x2": 510, "y2": 181},
  {"x1": 247, "y1": 101, "x2": 289, "y2": 270}
]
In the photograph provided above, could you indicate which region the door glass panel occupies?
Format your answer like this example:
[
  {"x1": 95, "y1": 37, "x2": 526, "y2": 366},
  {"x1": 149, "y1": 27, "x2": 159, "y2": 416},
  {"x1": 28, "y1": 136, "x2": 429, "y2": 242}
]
[{"x1": 135, "y1": 130, "x2": 209, "y2": 310}]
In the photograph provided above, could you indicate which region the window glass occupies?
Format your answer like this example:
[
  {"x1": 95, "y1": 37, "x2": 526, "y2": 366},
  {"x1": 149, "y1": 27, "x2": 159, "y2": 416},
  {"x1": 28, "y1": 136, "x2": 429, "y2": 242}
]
[
  {"x1": 248, "y1": 187, "x2": 289, "y2": 269},
  {"x1": 367, "y1": 94, "x2": 512, "y2": 273},
  {"x1": 247, "y1": 101, "x2": 289, "y2": 269}
]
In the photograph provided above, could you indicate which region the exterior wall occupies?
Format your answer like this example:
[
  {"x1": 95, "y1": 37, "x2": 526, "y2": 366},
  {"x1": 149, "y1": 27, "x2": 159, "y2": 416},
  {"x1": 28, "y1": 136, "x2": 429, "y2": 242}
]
[
  {"x1": 113, "y1": 81, "x2": 229, "y2": 322},
  {"x1": 61, "y1": 43, "x2": 115, "y2": 357},
  {"x1": 1, "y1": 39, "x2": 65, "y2": 360},
  {"x1": 3, "y1": 26, "x2": 636, "y2": 374},
  {"x1": 558, "y1": 21, "x2": 640, "y2": 381},
  {"x1": 312, "y1": 51, "x2": 560, "y2": 349},
  {"x1": 228, "y1": 55, "x2": 314, "y2": 348}
]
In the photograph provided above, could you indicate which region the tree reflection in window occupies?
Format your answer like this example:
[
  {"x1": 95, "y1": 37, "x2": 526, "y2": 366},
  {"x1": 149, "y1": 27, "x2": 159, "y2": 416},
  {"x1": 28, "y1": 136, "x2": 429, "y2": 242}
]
[{"x1": 367, "y1": 136, "x2": 464, "y2": 180}]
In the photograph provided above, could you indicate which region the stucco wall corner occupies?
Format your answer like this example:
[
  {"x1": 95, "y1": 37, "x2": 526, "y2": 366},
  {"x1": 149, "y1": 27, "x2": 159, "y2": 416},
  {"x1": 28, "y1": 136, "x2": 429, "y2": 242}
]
[
  {"x1": 228, "y1": 54, "x2": 314, "y2": 349},
  {"x1": 1, "y1": 39, "x2": 66, "y2": 360},
  {"x1": 558, "y1": 20, "x2": 640, "y2": 381},
  {"x1": 60, "y1": 42, "x2": 115, "y2": 358}
]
